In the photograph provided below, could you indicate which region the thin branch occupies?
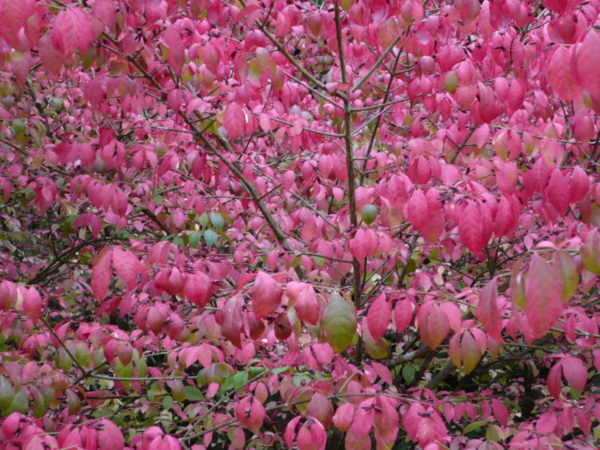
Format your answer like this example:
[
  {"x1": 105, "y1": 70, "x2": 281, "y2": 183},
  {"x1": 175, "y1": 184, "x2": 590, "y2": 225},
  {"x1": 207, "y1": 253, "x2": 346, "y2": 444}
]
[{"x1": 351, "y1": 37, "x2": 403, "y2": 93}]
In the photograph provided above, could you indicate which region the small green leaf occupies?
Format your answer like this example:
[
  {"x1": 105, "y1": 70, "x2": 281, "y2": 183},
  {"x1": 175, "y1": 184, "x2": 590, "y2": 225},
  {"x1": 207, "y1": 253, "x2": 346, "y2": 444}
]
[
  {"x1": 485, "y1": 424, "x2": 500, "y2": 442},
  {"x1": 162, "y1": 395, "x2": 173, "y2": 410},
  {"x1": 204, "y1": 229, "x2": 219, "y2": 247},
  {"x1": 189, "y1": 230, "x2": 202, "y2": 248},
  {"x1": 198, "y1": 213, "x2": 210, "y2": 227},
  {"x1": 210, "y1": 212, "x2": 225, "y2": 231},
  {"x1": 271, "y1": 366, "x2": 291, "y2": 375},
  {"x1": 402, "y1": 365, "x2": 416, "y2": 384},
  {"x1": 312, "y1": 256, "x2": 325, "y2": 267},
  {"x1": 463, "y1": 420, "x2": 488, "y2": 435},
  {"x1": 185, "y1": 386, "x2": 204, "y2": 401},
  {"x1": 221, "y1": 371, "x2": 248, "y2": 392}
]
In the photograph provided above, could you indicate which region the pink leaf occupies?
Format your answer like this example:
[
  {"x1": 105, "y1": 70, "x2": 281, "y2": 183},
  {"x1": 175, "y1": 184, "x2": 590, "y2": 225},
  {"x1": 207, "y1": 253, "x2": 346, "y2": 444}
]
[
  {"x1": 476, "y1": 278, "x2": 503, "y2": 342},
  {"x1": 96, "y1": 419, "x2": 125, "y2": 450},
  {"x1": 366, "y1": 294, "x2": 391, "y2": 340},
  {"x1": 407, "y1": 189, "x2": 429, "y2": 233},
  {"x1": 576, "y1": 31, "x2": 600, "y2": 96},
  {"x1": 393, "y1": 298, "x2": 413, "y2": 333},
  {"x1": 220, "y1": 295, "x2": 244, "y2": 348},
  {"x1": 333, "y1": 403, "x2": 354, "y2": 431},
  {"x1": 223, "y1": 103, "x2": 246, "y2": 140},
  {"x1": 252, "y1": 271, "x2": 283, "y2": 319},
  {"x1": 561, "y1": 356, "x2": 587, "y2": 393},
  {"x1": 351, "y1": 399, "x2": 374, "y2": 440},
  {"x1": 92, "y1": 247, "x2": 113, "y2": 301},
  {"x1": 285, "y1": 416, "x2": 302, "y2": 447},
  {"x1": 294, "y1": 284, "x2": 320, "y2": 325},
  {"x1": 459, "y1": 200, "x2": 491, "y2": 253},
  {"x1": 491, "y1": 399, "x2": 509, "y2": 427},
  {"x1": 51, "y1": 7, "x2": 95, "y2": 57},
  {"x1": 92, "y1": 0, "x2": 117, "y2": 29},
  {"x1": 524, "y1": 254, "x2": 564, "y2": 339},
  {"x1": 568, "y1": 167, "x2": 589, "y2": 203},
  {"x1": 112, "y1": 247, "x2": 142, "y2": 291},
  {"x1": 184, "y1": 271, "x2": 212, "y2": 308},
  {"x1": 546, "y1": 46, "x2": 580, "y2": 101},
  {"x1": 545, "y1": 168, "x2": 569, "y2": 215},
  {"x1": 418, "y1": 303, "x2": 449, "y2": 350}
]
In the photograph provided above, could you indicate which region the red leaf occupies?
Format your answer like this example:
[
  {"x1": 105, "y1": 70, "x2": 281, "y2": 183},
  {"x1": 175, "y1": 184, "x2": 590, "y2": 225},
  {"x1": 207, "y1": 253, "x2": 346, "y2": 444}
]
[
  {"x1": 252, "y1": 271, "x2": 283, "y2": 319},
  {"x1": 418, "y1": 303, "x2": 449, "y2": 350},
  {"x1": 221, "y1": 295, "x2": 244, "y2": 348},
  {"x1": 366, "y1": 294, "x2": 391, "y2": 340},
  {"x1": 407, "y1": 189, "x2": 429, "y2": 233},
  {"x1": 576, "y1": 31, "x2": 600, "y2": 96},
  {"x1": 476, "y1": 278, "x2": 503, "y2": 342},
  {"x1": 561, "y1": 356, "x2": 587, "y2": 393},
  {"x1": 568, "y1": 166, "x2": 589, "y2": 203},
  {"x1": 112, "y1": 247, "x2": 143, "y2": 291},
  {"x1": 492, "y1": 399, "x2": 509, "y2": 427},
  {"x1": 235, "y1": 396, "x2": 265, "y2": 433},
  {"x1": 285, "y1": 417, "x2": 302, "y2": 448},
  {"x1": 547, "y1": 362, "x2": 562, "y2": 400},
  {"x1": 393, "y1": 299, "x2": 413, "y2": 333},
  {"x1": 493, "y1": 194, "x2": 519, "y2": 238},
  {"x1": 51, "y1": 7, "x2": 95, "y2": 57},
  {"x1": 349, "y1": 229, "x2": 370, "y2": 260},
  {"x1": 333, "y1": 403, "x2": 354, "y2": 431},
  {"x1": 524, "y1": 254, "x2": 564, "y2": 339},
  {"x1": 546, "y1": 46, "x2": 580, "y2": 101},
  {"x1": 402, "y1": 403, "x2": 449, "y2": 448},
  {"x1": 92, "y1": 247, "x2": 113, "y2": 301},
  {"x1": 459, "y1": 200, "x2": 491, "y2": 253},
  {"x1": 545, "y1": 168, "x2": 569, "y2": 215},
  {"x1": 223, "y1": 103, "x2": 246, "y2": 140},
  {"x1": 307, "y1": 393, "x2": 333, "y2": 429},
  {"x1": 294, "y1": 284, "x2": 320, "y2": 325},
  {"x1": 184, "y1": 271, "x2": 212, "y2": 308},
  {"x1": 93, "y1": 0, "x2": 117, "y2": 29},
  {"x1": 96, "y1": 419, "x2": 125, "y2": 450},
  {"x1": 0, "y1": 0, "x2": 36, "y2": 44},
  {"x1": 351, "y1": 399, "x2": 374, "y2": 440}
]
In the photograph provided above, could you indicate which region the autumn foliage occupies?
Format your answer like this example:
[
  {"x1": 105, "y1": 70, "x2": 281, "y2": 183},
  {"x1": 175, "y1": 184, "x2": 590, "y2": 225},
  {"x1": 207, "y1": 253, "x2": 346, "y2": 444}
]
[{"x1": 1, "y1": 0, "x2": 600, "y2": 448}]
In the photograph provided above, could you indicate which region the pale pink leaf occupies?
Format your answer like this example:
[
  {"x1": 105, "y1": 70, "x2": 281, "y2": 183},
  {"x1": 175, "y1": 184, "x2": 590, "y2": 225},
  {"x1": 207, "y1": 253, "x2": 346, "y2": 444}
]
[
  {"x1": 476, "y1": 278, "x2": 503, "y2": 342},
  {"x1": 91, "y1": 247, "x2": 113, "y2": 301},
  {"x1": 524, "y1": 254, "x2": 564, "y2": 339}
]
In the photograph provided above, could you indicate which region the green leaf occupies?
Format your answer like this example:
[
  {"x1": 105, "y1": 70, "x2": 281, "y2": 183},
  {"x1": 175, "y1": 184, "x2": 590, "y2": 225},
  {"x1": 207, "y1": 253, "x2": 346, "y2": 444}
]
[
  {"x1": 204, "y1": 229, "x2": 219, "y2": 247},
  {"x1": 185, "y1": 386, "x2": 204, "y2": 401},
  {"x1": 402, "y1": 365, "x2": 416, "y2": 384},
  {"x1": 198, "y1": 213, "x2": 210, "y2": 227},
  {"x1": 293, "y1": 374, "x2": 312, "y2": 387},
  {"x1": 485, "y1": 424, "x2": 500, "y2": 441},
  {"x1": 189, "y1": 230, "x2": 202, "y2": 248},
  {"x1": 221, "y1": 371, "x2": 248, "y2": 393},
  {"x1": 321, "y1": 292, "x2": 357, "y2": 353},
  {"x1": 162, "y1": 395, "x2": 173, "y2": 410},
  {"x1": 271, "y1": 366, "x2": 291, "y2": 375},
  {"x1": 463, "y1": 420, "x2": 488, "y2": 435},
  {"x1": 210, "y1": 212, "x2": 225, "y2": 230}
]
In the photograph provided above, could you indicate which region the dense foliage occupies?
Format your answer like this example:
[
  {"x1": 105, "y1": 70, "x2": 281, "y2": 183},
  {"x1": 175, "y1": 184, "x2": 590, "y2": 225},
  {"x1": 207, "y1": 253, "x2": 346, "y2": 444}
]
[{"x1": 0, "y1": 0, "x2": 600, "y2": 448}]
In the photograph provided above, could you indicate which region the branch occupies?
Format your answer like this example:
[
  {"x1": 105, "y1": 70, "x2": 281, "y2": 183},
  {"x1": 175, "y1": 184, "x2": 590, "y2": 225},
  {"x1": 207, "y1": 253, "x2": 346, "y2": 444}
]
[
  {"x1": 351, "y1": 37, "x2": 403, "y2": 93},
  {"x1": 186, "y1": 120, "x2": 305, "y2": 280}
]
